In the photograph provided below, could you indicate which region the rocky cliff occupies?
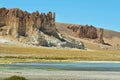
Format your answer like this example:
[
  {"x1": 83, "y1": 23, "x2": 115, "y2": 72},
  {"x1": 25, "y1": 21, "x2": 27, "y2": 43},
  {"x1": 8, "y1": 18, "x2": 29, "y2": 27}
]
[
  {"x1": 98, "y1": 28, "x2": 104, "y2": 44},
  {"x1": 67, "y1": 25, "x2": 104, "y2": 44},
  {"x1": 0, "y1": 8, "x2": 84, "y2": 49},
  {"x1": 67, "y1": 25, "x2": 97, "y2": 39},
  {"x1": 0, "y1": 8, "x2": 57, "y2": 37}
]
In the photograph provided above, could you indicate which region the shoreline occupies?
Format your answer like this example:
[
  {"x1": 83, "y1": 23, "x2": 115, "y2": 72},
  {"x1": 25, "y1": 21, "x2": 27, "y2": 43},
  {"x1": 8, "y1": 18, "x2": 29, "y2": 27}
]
[{"x1": 0, "y1": 60, "x2": 120, "y2": 65}]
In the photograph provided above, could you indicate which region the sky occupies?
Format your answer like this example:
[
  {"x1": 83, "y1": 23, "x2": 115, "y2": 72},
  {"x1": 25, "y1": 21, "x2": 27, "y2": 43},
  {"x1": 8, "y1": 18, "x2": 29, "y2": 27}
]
[{"x1": 0, "y1": 0, "x2": 120, "y2": 32}]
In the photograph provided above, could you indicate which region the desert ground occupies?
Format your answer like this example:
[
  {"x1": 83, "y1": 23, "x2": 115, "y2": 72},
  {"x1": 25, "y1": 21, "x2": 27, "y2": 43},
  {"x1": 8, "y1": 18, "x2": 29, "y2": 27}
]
[
  {"x1": 0, "y1": 36, "x2": 120, "y2": 64},
  {"x1": 0, "y1": 70, "x2": 120, "y2": 80}
]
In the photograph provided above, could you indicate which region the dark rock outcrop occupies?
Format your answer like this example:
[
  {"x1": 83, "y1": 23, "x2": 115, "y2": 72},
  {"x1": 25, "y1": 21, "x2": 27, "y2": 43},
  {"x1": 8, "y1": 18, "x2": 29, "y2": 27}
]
[
  {"x1": 67, "y1": 25, "x2": 97, "y2": 39},
  {"x1": 0, "y1": 23, "x2": 6, "y2": 27},
  {"x1": 61, "y1": 40, "x2": 84, "y2": 49},
  {"x1": 98, "y1": 28, "x2": 104, "y2": 44},
  {"x1": 67, "y1": 25, "x2": 104, "y2": 44}
]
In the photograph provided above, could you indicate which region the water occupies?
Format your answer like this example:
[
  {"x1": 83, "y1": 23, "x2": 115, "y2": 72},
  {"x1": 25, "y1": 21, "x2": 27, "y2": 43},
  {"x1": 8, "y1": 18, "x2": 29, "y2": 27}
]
[{"x1": 0, "y1": 62, "x2": 120, "y2": 71}]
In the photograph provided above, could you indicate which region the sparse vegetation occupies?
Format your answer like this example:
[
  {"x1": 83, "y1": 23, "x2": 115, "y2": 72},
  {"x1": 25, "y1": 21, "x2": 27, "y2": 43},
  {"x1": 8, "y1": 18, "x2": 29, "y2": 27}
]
[
  {"x1": 4, "y1": 75, "x2": 27, "y2": 80},
  {"x1": 0, "y1": 43, "x2": 120, "y2": 64}
]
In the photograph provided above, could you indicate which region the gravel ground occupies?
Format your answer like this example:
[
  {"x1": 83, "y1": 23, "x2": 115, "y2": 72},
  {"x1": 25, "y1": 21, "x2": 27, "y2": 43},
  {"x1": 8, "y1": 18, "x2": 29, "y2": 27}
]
[{"x1": 0, "y1": 70, "x2": 120, "y2": 80}]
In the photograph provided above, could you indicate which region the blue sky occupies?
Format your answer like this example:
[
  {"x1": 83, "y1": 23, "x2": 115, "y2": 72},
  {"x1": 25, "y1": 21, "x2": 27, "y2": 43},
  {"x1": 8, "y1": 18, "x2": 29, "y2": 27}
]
[{"x1": 0, "y1": 0, "x2": 120, "y2": 32}]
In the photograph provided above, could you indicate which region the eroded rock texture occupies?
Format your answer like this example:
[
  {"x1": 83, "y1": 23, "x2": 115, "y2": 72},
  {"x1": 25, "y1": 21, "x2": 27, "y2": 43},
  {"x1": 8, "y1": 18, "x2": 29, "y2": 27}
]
[
  {"x1": 0, "y1": 8, "x2": 85, "y2": 49},
  {"x1": 67, "y1": 25, "x2": 97, "y2": 39},
  {"x1": 0, "y1": 8, "x2": 57, "y2": 37},
  {"x1": 67, "y1": 25, "x2": 104, "y2": 44},
  {"x1": 98, "y1": 28, "x2": 104, "y2": 44}
]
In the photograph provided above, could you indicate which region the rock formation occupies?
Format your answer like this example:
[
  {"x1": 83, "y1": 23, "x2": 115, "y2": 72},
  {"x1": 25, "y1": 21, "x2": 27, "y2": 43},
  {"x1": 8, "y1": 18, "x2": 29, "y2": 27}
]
[
  {"x1": 67, "y1": 25, "x2": 98, "y2": 39},
  {"x1": 67, "y1": 25, "x2": 104, "y2": 44},
  {"x1": 0, "y1": 7, "x2": 84, "y2": 49},
  {"x1": 98, "y1": 28, "x2": 104, "y2": 44},
  {"x1": 0, "y1": 8, "x2": 57, "y2": 37}
]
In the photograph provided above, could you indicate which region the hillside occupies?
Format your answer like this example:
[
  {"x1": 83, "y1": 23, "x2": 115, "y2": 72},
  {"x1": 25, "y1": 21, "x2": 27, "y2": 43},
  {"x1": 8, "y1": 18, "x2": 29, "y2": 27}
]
[
  {"x1": 56, "y1": 22, "x2": 120, "y2": 39},
  {"x1": 0, "y1": 7, "x2": 120, "y2": 50},
  {"x1": 56, "y1": 22, "x2": 120, "y2": 50}
]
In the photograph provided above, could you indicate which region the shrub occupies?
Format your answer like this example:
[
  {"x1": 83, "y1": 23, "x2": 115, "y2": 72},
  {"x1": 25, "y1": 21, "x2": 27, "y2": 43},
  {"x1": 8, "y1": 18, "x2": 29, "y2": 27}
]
[{"x1": 4, "y1": 75, "x2": 27, "y2": 80}]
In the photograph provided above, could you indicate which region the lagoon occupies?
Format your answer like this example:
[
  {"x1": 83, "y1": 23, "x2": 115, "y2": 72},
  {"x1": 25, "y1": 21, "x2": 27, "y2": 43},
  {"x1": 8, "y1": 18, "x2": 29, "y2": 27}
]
[
  {"x1": 0, "y1": 62, "x2": 120, "y2": 71},
  {"x1": 0, "y1": 62, "x2": 120, "y2": 80}
]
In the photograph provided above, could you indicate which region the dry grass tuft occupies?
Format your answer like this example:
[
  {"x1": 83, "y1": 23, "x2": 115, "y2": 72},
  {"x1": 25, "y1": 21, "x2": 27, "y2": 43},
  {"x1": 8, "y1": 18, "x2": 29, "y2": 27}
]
[{"x1": 0, "y1": 44, "x2": 120, "y2": 64}]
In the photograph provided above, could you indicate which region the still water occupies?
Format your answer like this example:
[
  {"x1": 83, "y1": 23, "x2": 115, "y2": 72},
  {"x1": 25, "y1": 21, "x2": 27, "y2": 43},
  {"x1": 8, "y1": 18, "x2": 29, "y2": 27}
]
[{"x1": 0, "y1": 62, "x2": 120, "y2": 71}]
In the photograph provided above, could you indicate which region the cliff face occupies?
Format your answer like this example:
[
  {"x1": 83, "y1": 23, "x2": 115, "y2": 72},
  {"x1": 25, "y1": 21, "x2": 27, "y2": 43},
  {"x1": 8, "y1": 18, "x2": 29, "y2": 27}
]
[
  {"x1": 67, "y1": 25, "x2": 98, "y2": 39},
  {"x1": 0, "y1": 8, "x2": 57, "y2": 37},
  {"x1": 98, "y1": 28, "x2": 104, "y2": 44},
  {"x1": 67, "y1": 25, "x2": 104, "y2": 44},
  {"x1": 0, "y1": 8, "x2": 84, "y2": 49}
]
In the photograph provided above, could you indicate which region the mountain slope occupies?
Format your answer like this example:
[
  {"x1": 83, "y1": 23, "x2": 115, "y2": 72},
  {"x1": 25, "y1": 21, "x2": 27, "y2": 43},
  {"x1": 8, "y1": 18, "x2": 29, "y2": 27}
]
[{"x1": 56, "y1": 22, "x2": 120, "y2": 50}]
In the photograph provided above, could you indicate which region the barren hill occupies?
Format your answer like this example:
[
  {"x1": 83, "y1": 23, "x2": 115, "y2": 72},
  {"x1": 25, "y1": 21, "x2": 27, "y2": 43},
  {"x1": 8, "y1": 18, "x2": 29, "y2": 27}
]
[
  {"x1": 56, "y1": 22, "x2": 120, "y2": 50},
  {"x1": 56, "y1": 22, "x2": 120, "y2": 38}
]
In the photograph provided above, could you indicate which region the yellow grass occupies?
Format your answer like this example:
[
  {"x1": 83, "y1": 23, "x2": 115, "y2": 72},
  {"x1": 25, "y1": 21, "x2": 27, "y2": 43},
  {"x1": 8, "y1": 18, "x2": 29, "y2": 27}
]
[{"x1": 0, "y1": 44, "x2": 120, "y2": 64}]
